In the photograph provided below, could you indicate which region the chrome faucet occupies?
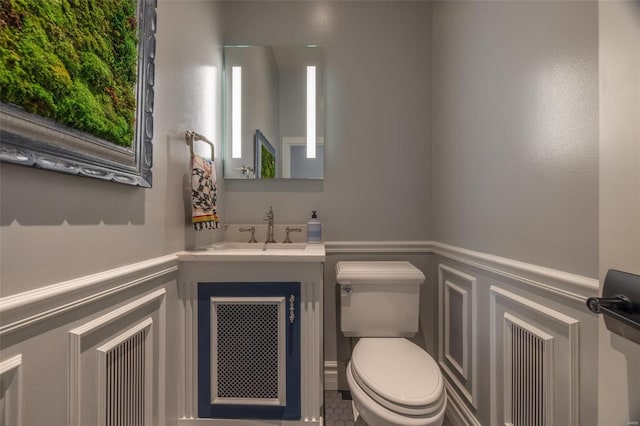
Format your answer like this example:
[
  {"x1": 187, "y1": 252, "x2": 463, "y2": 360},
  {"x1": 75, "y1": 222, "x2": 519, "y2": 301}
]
[{"x1": 264, "y1": 206, "x2": 276, "y2": 243}]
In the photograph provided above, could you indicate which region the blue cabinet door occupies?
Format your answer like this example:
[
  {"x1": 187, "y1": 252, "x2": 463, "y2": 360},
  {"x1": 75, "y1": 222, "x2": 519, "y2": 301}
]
[{"x1": 198, "y1": 282, "x2": 301, "y2": 420}]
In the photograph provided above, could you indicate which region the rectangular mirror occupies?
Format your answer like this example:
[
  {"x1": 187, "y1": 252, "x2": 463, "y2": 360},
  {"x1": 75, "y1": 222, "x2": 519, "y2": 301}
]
[{"x1": 223, "y1": 45, "x2": 324, "y2": 179}]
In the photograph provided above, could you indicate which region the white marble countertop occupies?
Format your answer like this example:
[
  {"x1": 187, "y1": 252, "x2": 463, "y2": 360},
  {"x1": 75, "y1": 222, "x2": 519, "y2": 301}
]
[{"x1": 177, "y1": 241, "x2": 326, "y2": 262}]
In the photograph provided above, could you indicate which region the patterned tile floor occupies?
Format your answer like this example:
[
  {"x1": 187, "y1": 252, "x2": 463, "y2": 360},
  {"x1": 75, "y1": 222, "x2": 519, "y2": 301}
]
[
  {"x1": 324, "y1": 391, "x2": 362, "y2": 426},
  {"x1": 323, "y1": 391, "x2": 454, "y2": 426}
]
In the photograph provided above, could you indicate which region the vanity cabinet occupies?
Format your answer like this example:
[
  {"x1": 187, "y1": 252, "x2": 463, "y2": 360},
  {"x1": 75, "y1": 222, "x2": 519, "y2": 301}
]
[
  {"x1": 197, "y1": 282, "x2": 301, "y2": 420},
  {"x1": 177, "y1": 248, "x2": 324, "y2": 426}
]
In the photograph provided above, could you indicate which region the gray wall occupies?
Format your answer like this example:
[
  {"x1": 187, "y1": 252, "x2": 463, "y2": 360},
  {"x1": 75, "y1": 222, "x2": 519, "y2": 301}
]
[
  {"x1": 431, "y1": 0, "x2": 599, "y2": 278},
  {"x1": 221, "y1": 1, "x2": 433, "y2": 241},
  {"x1": 0, "y1": 0, "x2": 225, "y2": 296}
]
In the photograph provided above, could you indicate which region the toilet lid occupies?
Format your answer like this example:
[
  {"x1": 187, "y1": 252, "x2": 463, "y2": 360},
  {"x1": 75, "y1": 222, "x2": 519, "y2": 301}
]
[{"x1": 350, "y1": 338, "x2": 443, "y2": 412}]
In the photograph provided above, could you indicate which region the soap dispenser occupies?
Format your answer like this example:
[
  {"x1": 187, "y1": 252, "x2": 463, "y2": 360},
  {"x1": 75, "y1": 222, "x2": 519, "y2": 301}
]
[{"x1": 307, "y1": 211, "x2": 322, "y2": 243}]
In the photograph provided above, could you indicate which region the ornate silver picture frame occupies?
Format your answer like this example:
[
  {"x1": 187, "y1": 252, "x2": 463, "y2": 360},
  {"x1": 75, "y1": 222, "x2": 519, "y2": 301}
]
[{"x1": 0, "y1": 0, "x2": 157, "y2": 188}]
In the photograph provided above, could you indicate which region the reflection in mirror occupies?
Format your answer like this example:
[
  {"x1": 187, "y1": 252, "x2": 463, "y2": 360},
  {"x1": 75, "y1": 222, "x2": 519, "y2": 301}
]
[
  {"x1": 223, "y1": 46, "x2": 324, "y2": 179},
  {"x1": 255, "y1": 130, "x2": 276, "y2": 179}
]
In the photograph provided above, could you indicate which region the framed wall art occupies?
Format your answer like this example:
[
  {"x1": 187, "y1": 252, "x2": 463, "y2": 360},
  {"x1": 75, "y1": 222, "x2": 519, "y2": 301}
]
[{"x1": 0, "y1": 0, "x2": 157, "y2": 187}]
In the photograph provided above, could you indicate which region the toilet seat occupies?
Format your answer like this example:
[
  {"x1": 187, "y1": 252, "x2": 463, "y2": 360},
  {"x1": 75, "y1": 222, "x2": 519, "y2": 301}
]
[{"x1": 349, "y1": 338, "x2": 445, "y2": 417}]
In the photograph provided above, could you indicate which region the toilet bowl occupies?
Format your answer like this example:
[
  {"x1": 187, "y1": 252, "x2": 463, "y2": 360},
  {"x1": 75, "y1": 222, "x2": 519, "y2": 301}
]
[
  {"x1": 336, "y1": 261, "x2": 447, "y2": 426},
  {"x1": 346, "y1": 338, "x2": 446, "y2": 426}
]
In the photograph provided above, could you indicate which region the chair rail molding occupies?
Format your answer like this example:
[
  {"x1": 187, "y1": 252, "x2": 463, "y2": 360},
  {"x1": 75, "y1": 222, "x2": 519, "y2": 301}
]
[
  {"x1": 0, "y1": 254, "x2": 178, "y2": 336},
  {"x1": 325, "y1": 241, "x2": 598, "y2": 302}
]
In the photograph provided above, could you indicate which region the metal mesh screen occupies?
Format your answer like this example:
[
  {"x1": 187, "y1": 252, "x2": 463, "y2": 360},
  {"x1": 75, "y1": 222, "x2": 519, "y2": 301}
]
[{"x1": 216, "y1": 303, "x2": 280, "y2": 399}]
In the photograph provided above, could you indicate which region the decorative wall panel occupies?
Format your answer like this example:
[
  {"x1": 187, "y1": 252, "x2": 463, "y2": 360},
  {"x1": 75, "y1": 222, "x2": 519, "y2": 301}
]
[
  {"x1": 438, "y1": 264, "x2": 478, "y2": 408},
  {"x1": 490, "y1": 286, "x2": 579, "y2": 426}
]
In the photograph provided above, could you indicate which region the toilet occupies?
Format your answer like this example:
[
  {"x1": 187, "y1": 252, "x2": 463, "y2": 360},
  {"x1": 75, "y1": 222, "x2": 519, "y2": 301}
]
[{"x1": 336, "y1": 261, "x2": 446, "y2": 426}]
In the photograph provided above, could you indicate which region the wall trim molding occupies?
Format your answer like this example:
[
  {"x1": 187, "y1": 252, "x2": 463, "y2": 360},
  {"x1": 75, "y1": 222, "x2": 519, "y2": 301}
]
[
  {"x1": 325, "y1": 241, "x2": 599, "y2": 302},
  {"x1": 0, "y1": 354, "x2": 22, "y2": 426},
  {"x1": 431, "y1": 241, "x2": 598, "y2": 302},
  {"x1": 324, "y1": 241, "x2": 433, "y2": 253},
  {"x1": 489, "y1": 285, "x2": 579, "y2": 426},
  {"x1": 438, "y1": 265, "x2": 478, "y2": 408},
  {"x1": 0, "y1": 254, "x2": 178, "y2": 336},
  {"x1": 443, "y1": 376, "x2": 481, "y2": 426},
  {"x1": 324, "y1": 361, "x2": 338, "y2": 391},
  {"x1": 69, "y1": 288, "x2": 166, "y2": 426}
]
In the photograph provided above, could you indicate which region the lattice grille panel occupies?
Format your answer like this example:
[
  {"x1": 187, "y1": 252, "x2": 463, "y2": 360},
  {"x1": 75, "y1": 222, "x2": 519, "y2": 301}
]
[
  {"x1": 510, "y1": 322, "x2": 546, "y2": 426},
  {"x1": 216, "y1": 303, "x2": 280, "y2": 399},
  {"x1": 106, "y1": 329, "x2": 146, "y2": 426}
]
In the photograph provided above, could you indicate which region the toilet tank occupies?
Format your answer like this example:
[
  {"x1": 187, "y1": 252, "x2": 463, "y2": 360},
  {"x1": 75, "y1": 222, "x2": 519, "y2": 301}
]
[{"x1": 336, "y1": 261, "x2": 425, "y2": 337}]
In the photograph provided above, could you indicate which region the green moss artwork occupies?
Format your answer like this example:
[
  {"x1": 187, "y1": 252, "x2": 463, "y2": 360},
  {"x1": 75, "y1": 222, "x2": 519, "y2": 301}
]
[
  {"x1": 0, "y1": 0, "x2": 139, "y2": 148},
  {"x1": 261, "y1": 144, "x2": 275, "y2": 179}
]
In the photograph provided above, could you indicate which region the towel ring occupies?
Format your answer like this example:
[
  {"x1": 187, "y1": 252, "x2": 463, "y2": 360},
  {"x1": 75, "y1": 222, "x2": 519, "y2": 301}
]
[{"x1": 185, "y1": 130, "x2": 215, "y2": 160}]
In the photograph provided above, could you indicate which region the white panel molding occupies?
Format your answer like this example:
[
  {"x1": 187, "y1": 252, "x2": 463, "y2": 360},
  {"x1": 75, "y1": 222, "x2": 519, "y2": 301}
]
[
  {"x1": 301, "y1": 279, "x2": 323, "y2": 422},
  {"x1": 438, "y1": 265, "x2": 478, "y2": 408},
  {"x1": 490, "y1": 286, "x2": 579, "y2": 426},
  {"x1": 177, "y1": 281, "x2": 198, "y2": 420},
  {"x1": 324, "y1": 361, "x2": 338, "y2": 391},
  {"x1": 69, "y1": 288, "x2": 166, "y2": 426},
  {"x1": 0, "y1": 354, "x2": 22, "y2": 426},
  {"x1": 0, "y1": 254, "x2": 177, "y2": 336},
  {"x1": 325, "y1": 241, "x2": 598, "y2": 302},
  {"x1": 443, "y1": 377, "x2": 482, "y2": 426},
  {"x1": 432, "y1": 242, "x2": 598, "y2": 302},
  {"x1": 444, "y1": 281, "x2": 469, "y2": 378}
]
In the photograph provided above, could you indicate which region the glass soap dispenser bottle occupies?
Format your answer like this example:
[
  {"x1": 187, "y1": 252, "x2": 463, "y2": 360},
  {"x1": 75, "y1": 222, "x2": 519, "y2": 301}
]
[{"x1": 307, "y1": 211, "x2": 322, "y2": 243}]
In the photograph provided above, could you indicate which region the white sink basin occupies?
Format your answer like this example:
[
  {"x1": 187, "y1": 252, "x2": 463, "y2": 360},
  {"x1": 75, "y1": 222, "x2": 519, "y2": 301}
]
[
  {"x1": 204, "y1": 242, "x2": 308, "y2": 251},
  {"x1": 180, "y1": 241, "x2": 325, "y2": 262}
]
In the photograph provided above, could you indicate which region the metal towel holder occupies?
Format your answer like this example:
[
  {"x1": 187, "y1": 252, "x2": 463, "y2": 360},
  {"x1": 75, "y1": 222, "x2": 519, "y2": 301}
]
[
  {"x1": 587, "y1": 269, "x2": 640, "y2": 345},
  {"x1": 185, "y1": 130, "x2": 215, "y2": 160}
]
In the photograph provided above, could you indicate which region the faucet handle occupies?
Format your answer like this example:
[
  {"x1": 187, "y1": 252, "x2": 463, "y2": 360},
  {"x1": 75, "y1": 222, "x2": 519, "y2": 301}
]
[
  {"x1": 239, "y1": 226, "x2": 257, "y2": 243},
  {"x1": 283, "y1": 227, "x2": 302, "y2": 243}
]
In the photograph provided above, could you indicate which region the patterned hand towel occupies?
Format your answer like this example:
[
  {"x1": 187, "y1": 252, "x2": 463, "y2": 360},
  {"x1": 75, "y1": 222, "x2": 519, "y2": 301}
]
[{"x1": 191, "y1": 153, "x2": 220, "y2": 230}]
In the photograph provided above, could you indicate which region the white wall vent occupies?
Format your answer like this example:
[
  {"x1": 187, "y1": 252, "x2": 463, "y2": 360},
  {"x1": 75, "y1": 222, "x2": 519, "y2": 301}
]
[
  {"x1": 97, "y1": 319, "x2": 153, "y2": 426},
  {"x1": 504, "y1": 313, "x2": 553, "y2": 426}
]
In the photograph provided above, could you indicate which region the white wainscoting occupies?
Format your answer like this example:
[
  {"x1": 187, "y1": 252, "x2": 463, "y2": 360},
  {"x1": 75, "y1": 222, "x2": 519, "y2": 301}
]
[
  {"x1": 0, "y1": 254, "x2": 178, "y2": 336},
  {"x1": 325, "y1": 241, "x2": 598, "y2": 426},
  {"x1": 0, "y1": 354, "x2": 22, "y2": 426},
  {"x1": 490, "y1": 286, "x2": 580, "y2": 426},
  {"x1": 1, "y1": 242, "x2": 598, "y2": 426},
  {"x1": 69, "y1": 289, "x2": 166, "y2": 426},
  {"x1": 0, "y1": 255, "x2": 177, "y2": 426},
  {"x1": 438, "y1": 264, "x2": 478, "y2": 408}
]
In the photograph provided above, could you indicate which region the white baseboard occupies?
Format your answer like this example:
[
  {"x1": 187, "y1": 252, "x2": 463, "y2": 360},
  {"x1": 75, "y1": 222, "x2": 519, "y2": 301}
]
[{"x1": 324, "y1": 361, "x2": 338, "y2": 391}]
